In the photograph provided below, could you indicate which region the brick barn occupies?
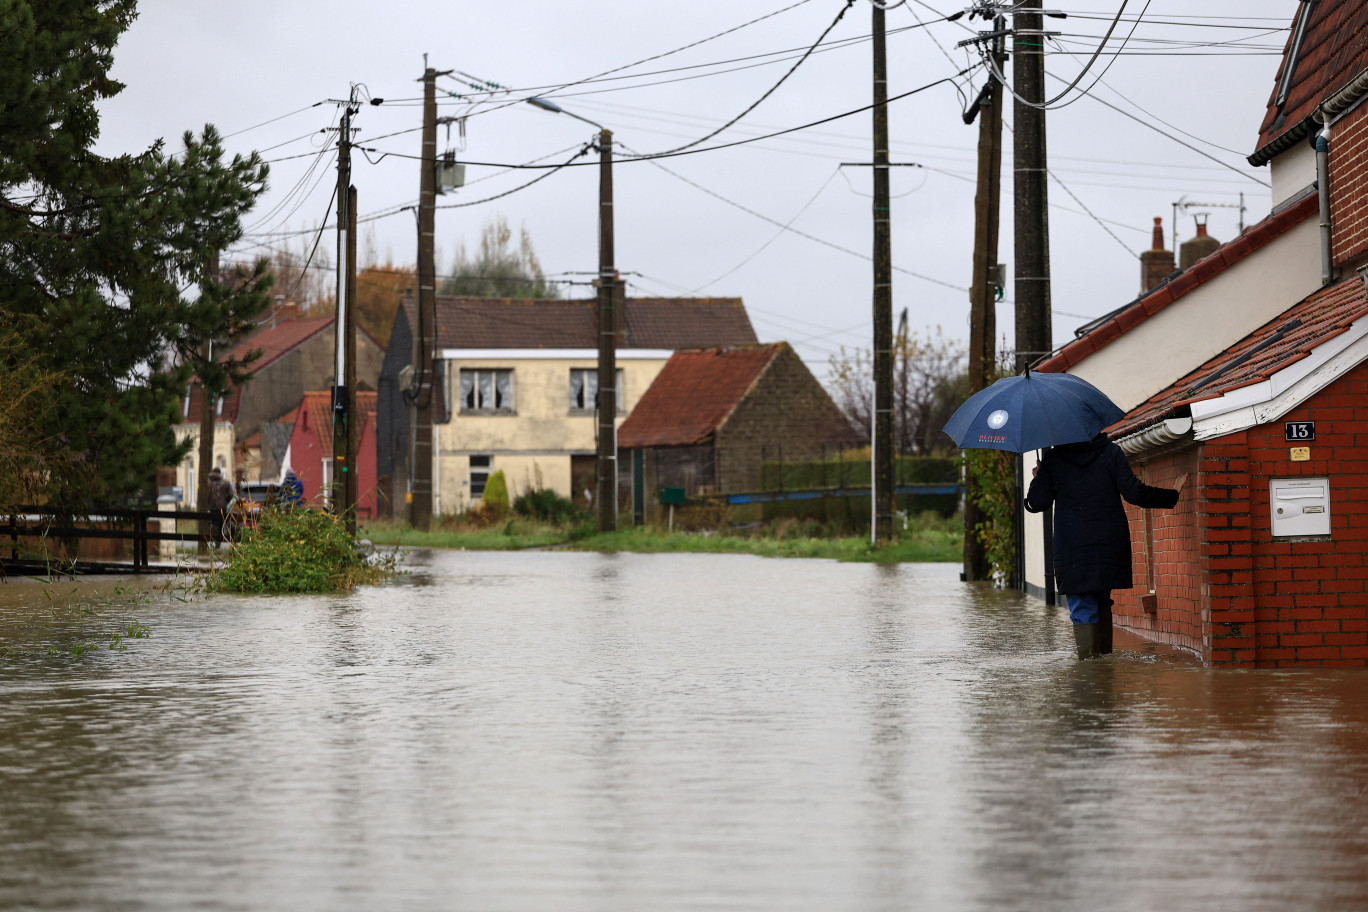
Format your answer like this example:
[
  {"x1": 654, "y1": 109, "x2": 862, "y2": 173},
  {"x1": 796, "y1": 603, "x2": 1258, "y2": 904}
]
[
  {"x1": 1107, "y1": 277, "x2": 1368, "y2": 667},
  {"x1": 616, "y1": 343, "x2": 859, "y2": 523}
]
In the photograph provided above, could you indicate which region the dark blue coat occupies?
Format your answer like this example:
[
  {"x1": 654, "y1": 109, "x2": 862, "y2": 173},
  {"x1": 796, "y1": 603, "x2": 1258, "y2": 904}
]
[{"x1": 1024, "y1": 435, "x2": 1179, "y2": 593}]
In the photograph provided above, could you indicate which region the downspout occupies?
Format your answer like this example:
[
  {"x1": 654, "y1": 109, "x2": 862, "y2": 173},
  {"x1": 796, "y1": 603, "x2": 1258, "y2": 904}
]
[{"x1": 1316, "y1": 122, "x2": 1332, "y2": 285}]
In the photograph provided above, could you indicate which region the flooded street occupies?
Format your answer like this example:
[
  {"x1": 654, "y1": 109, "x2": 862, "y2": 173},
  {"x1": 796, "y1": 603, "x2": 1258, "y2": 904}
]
[{"x1": 2, "y1": 550, "x2": 1367, "y2": 911}]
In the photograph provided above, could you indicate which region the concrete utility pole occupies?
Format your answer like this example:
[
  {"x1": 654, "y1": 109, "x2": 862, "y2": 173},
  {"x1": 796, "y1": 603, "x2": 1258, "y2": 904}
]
[
  {"x1": 871, "y1": 0, "x2": 895, "y2": 544},
  {"x1": 409, "y1": 67, "x2": 444, "y2": 531},
  {"x1": 1013, "y1": 0, "x2": 1052, "y2": 372},
  {"x1": 331, "y1": 93, "x2": 356, "y2": 521},
  {"x1": 596, "y1": 127, "x2": 622, "y2": 533},
  {"x1": 963, "y1": 12, "x2": 1006, "y2": 582}
]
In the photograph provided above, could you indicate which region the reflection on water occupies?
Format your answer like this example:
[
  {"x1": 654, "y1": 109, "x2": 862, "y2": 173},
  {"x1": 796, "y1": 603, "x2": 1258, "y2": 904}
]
[{"x1": 2, "y1": 552, "x2": 1366, "y2": 911}]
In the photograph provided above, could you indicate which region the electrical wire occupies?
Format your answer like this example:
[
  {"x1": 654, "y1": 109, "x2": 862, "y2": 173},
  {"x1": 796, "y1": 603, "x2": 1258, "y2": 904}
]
[
  {"x1": 1026, "y1": 0, "x2": 1140, "y2": 108},
  {"x1": 431, "y1": 144, "x2": 595, "y2": 209}
]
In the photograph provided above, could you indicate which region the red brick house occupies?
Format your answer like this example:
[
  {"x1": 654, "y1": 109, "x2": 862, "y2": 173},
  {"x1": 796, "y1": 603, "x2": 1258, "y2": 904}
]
[
  {"x1": 1107, "y1": 277, "x2": 1368, "y2": 667},
  {"x1": 617, "y1": 343, "x2": 860, "y2": 523},
  {"x1": 283, "y1": 390, "x2": 381, "y2": 518},
  {"x1": 1024, "y1": 2, "x2": 1368, "y2": 665}
]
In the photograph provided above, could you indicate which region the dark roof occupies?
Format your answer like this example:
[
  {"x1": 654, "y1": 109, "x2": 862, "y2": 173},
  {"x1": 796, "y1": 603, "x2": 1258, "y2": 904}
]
[
  {"x1": 403, "y1": 294, "x2": 758, "y2": 350},
  {"x1": 1036, "y1": 193, "x2": 1317, "y2": 374},
  {"x1": 617, "y1": 345, "x2": 782, "y2": 448},
  {"x1": 1251, "y1": 0, "x2": 1368, "y2": 165},
  {"x1": 1110, "y1": 275, "x2": 1368, "y2": 438}
]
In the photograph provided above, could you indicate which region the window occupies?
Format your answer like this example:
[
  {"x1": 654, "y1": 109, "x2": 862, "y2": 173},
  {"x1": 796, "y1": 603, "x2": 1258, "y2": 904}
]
[
  {"x1": 470, "y1": 455, "x2": 491, "y2": 500},
  {"x1": 569, "y1": 368, "x2": 624, "y2": 411},
  {"x1": 460, "y1": 369, "x2": 514, "y2": 412}
]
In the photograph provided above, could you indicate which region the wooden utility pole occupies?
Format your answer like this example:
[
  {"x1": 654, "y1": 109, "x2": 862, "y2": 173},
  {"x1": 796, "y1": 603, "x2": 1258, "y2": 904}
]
[
  {"x1": 963, "y1": 14, "x2": 1006, "y2": 582},
  {"x1": 1013, "y1": 0, "x2": 1055, "y2": 604},
  {"x1": 331, "y1": 95, "x2": 354, "y2": 518},
  {"x1": 871, "y1": 1, "x2": 895, "y2": 544},
  {"x1": 196, "y1": 249, "x2": 220, "y2": 556},
  {"x1": 596, "y1": 128, "x2": 620, "y2": 532},
  {"x1": 1013, "y1": 0, "x2": 1052, "y2": 372},
  {"x1": 410, "y1": 67, "x2": 441, "y2": 531},
  {"x1": 344, "y1": 186, "x2": 358, "y2": 534}
]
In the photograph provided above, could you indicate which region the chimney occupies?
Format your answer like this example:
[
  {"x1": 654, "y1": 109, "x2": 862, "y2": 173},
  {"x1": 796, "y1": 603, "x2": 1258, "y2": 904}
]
[
  {"x1": 1139, "y1": 217, "x2": 1174, "y2": 293},
  {"x1": 1179, "y1": 214, "x2": 1221, "y2": 270}
]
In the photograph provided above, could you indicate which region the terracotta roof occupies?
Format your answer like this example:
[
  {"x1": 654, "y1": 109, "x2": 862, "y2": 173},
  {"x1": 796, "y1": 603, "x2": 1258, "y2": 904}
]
[
  {"x1": 1252, "y1": 0, "x2": 1368, "y2": 165},
  {"x1": 1110, "y1": 275, "x2": 1368, "y2": 438},
  {"x1": 617, "y1": 345, "x2": 782, "y2": 449},
  {"x1": 1035, "y1": 193, "x2": 1318, "y2": 374},
  {"x1": 405, "y1": 294, "x2": 758, "y2": 350},
  {"x1": 300, "y1": 390, "x2": 378, "y2": 459}
]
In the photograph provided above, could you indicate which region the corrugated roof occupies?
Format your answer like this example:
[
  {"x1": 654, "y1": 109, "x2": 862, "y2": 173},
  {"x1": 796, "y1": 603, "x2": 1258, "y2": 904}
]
[
  {"x1": 617, "y1": 345, "x2": 782, "y2": 449},
  {"x1": 1252, "y1": 0, "x2": 1368, "y2": 164},
  {"x1": 405, "y1": 294, "x2": 758, "y2": 350},
  {"x1": 1110, "y1": 275, "x2": 1368, "y2": 438},
  {"x1": 1035, "y1": 193, "x2": 1317, "y2": 374}
]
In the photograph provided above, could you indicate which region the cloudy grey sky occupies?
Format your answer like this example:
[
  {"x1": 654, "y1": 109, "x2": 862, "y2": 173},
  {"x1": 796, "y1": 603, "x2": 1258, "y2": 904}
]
[{"x1": 96, "y1": 1, "x2": 1293, "y2": 375}]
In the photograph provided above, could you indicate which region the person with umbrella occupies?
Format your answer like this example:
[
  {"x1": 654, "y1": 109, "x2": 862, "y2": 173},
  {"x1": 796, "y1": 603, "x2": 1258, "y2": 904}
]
[
  {"x1": 943, "y1": 370, "x2": 1184, "y2": 659},
  {"x1": 1024, "y1": 433, "x2": 1183, "y2": 659}
]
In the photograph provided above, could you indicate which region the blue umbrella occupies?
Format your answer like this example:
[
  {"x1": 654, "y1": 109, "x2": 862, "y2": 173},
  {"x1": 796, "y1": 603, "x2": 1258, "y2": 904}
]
[{"x1": 941, "y1": 371, "x2": 1126, "y2": 453}]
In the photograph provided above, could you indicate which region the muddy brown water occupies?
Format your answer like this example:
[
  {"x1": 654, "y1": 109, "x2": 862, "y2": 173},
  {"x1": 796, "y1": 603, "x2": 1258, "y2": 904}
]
[{"x1": 1, "y1": 550, "x2": 1366, "y2": 911}]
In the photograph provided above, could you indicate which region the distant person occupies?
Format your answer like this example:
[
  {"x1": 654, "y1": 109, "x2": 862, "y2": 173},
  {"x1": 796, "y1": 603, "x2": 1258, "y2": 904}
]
[
  {"x1": 281, "y1": 470, "x2": 304, "y2": 508},
  {"x1": 206, "y1": 467, "x2": 234, "y2": 546},
  {"x1": 1025, "y1": 433, "x2": 1183, "y2": 660}
]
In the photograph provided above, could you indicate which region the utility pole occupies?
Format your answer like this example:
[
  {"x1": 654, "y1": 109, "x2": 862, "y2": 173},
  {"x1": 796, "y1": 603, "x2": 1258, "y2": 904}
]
[
  {"x1": 344, "y1": 186, "x2": 358, "y2": 534},
  {"x1": 1013, "y1": 0, "x2": 1051, "y2": 372},
  {"x1": 195, "y1": 248, "x2": 219, "y2": 556},
  {"x1": 409, "y1": 67, "x2": 443, "y2": 531},
  {"x1": 1013, "y1": 0, "x2": 1054, "y2": 604},
  {"x1": 596, "y1": 127, "x2": 621, "y2": 532},
  {"x1": 331, "y1": 93, "x2": 356, "y2": 521},
  {"x1": 963, "y1": 9, "x2": 1006, "y2": 582},
  {"x1": 871, "y1": 0, "x2": 895, "y2": 544}
]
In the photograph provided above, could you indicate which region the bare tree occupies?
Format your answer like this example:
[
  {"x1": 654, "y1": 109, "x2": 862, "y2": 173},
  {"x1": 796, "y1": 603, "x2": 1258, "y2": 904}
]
[
  {"x1": 827, "y1": 324, "x2": 967, "y2": 455},
  {"x1": 440, "y1": 214, "x2": 560, "y2": 299}
]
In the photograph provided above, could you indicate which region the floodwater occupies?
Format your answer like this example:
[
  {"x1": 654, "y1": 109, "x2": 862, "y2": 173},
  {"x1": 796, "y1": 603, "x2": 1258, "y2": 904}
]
[{"x1": 1, "y1": 551, "x2": 1366, "y2": 912}]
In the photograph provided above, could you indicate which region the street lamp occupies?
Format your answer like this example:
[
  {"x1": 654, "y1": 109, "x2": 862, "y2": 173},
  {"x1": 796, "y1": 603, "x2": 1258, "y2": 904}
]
[{"x1": 528, "y1": 97, "x2": 621, "y2": 532}]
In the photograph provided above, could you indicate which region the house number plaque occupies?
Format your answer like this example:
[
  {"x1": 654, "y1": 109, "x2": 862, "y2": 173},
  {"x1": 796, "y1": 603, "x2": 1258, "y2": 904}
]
[{"x1": 1284, "y1": 421, "x2": 1315, "y2": 442}]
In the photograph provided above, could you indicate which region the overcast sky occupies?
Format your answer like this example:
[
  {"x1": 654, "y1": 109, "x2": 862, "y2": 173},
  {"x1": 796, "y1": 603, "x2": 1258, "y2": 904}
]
[{"x1": 96, "y1": 1, "x2": 1295, "y2": 376}]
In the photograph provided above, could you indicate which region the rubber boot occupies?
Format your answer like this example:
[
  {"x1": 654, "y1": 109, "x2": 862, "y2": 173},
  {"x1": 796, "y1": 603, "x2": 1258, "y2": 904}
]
[
  {"x1": 1096, "y1": 603, "x2": 1113, "y2": 655},
  {"x1": 1073, "y1": 623, "x2": 1098, "y2": 660}
]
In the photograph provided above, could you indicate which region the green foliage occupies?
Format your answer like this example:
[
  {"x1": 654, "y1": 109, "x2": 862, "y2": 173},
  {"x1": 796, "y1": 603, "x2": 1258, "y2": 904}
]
[
  {"x1": 964, "y1": 448, "x2": 1018, "y2": 583},
  {"x1": 482, "y1": 471, "x2": 510, "y2": 515},
  {"x1": 513, "y1": 488, "x2": 587, "y2": 525},
  {"x1": 439, "y1": 215, "x2": 560, "y2": 299},
  {"x1": 0, "y1": 3, "x2": 271, "y2": 502},
  {"x1": 213, "y1": 509, "x2": 385, "y2": 594}
]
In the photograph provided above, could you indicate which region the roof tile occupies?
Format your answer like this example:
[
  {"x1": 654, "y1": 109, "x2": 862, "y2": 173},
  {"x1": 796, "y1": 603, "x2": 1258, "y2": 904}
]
[{"x1": 617, "y1": 345, "x2": 781, "y2": 449}]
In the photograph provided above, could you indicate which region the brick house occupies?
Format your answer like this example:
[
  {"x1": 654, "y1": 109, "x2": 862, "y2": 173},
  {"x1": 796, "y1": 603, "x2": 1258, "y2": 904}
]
[
  {"x1": 1106, "y1": 277, "x2": 1368, "y2": 667},
  {"x1": 377, "y1": 293, "x2": 758, "y2": 516},
  {"x1": 616, "y1": 343, "x2": 861, "y2": 523},
  {"x1": 282, "y1": 390, "x2": 381, "y2": 517},
  {"x1": 174, "y1": 310, "x2": 385, "y2": 502},
  {"x1": 1021, "y1": 3, "x2": 1368, "y2": 666}
]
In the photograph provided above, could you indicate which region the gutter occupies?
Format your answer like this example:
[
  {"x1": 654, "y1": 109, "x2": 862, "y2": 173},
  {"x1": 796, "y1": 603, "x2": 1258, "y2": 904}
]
[{"x1": 1115, "y1": 416, "x2": 1193, "y2": 457}]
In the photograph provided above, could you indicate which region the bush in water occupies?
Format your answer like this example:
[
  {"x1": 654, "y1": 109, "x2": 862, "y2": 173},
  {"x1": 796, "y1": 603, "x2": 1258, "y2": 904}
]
[{"x1": 214, "y1": 508, "x2": 386, "y2": 594}]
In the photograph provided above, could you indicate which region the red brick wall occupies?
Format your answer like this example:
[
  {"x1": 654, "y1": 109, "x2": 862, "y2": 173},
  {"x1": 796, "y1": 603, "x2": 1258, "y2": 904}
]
[
  {"x1": 1329, "y1": 100, "x2": 1368, "y2": 267},
  {"x1": 1116, "y1": 447, "x2": 1203, "y2": 653},
  {"x1": 1125, "y1": 363, "x2": 1368, "y2": 667}
]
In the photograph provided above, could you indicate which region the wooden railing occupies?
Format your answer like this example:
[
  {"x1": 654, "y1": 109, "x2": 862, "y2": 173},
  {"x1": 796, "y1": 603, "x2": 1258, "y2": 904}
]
[{"x1": 1, "y1": 507, "x2": 220, "y2": 573}]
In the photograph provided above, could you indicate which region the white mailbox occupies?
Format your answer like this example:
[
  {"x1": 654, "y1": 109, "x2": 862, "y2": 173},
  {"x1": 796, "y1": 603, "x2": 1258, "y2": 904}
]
[{"x1": 1270, "y1": 477, "x2": 1331, "y2": 538}]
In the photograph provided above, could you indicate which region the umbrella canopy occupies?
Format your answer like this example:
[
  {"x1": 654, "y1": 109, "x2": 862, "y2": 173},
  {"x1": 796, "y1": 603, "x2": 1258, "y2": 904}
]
[{"x1": 941, "y1": 371, "x2": 1126, "y2": 453}]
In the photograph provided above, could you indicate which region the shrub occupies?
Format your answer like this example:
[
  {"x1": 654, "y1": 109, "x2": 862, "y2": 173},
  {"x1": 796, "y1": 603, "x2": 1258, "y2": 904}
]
[
  {"x1": 482, "y1": 470, "x2": 510, "y2": 516},
  {"x1": 213, "y1": 508, "x2": 385, "y2": 593},
  {"x1": 513, "y1": 488, "x2": 586, "y2": 525}
]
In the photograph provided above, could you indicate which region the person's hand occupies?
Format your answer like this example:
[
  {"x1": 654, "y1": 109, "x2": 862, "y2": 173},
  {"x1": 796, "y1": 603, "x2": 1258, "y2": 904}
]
[{"x1": 1173, "y1": 473, "x2": 1188, "y2": 493}]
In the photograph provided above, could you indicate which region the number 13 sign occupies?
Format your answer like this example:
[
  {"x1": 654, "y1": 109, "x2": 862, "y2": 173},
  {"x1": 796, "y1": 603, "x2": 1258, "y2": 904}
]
[{"x1": 1285, "y1": 421, "x2": 1315, "y2": 442}]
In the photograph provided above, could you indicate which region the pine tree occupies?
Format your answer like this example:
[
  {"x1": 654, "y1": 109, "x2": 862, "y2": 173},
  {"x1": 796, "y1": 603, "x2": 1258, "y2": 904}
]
[{"x1": 0, "y1": 1, "x2": 271, "y2": 503}]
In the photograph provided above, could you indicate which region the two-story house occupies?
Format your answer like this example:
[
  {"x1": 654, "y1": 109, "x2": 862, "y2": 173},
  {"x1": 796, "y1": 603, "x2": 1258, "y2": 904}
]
[{"x1": 378, "y1": 293, "x2": 758, "y2": 515}]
